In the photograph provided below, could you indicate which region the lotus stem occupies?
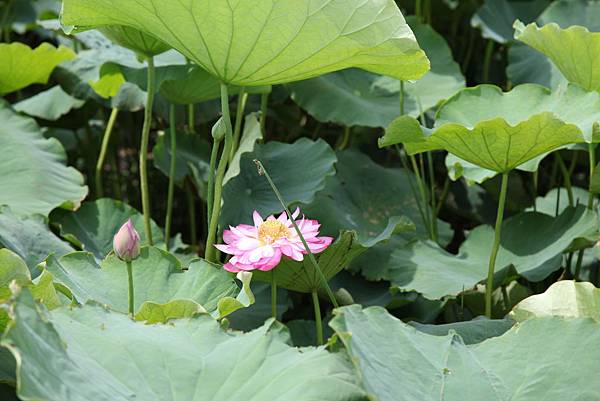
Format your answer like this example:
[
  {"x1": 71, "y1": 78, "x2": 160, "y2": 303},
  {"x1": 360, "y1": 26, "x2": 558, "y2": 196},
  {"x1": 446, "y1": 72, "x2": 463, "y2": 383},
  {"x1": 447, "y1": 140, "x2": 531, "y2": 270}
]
[
  {"x1": 207, "y1": 139, "x2": 221, "y2": 234},
  {"x1": 253, "y1": 159, "x2": 339, "y2": 308},
  {"x1": 126, "y1": 260, "x2": 134, "y2": 316},
  {"x1": 339, "y1": 126, "x2": 351, "y2": 150},
  {"x1": 164, "y1": 104, "x2": 177, "y2": 251},
  {"x1": 205, "y1": 83, "x2": 233, "y2": 262},
  {"x1": 230, "y1": 87, "x2": 248, "y2": 162},
  {"x1": 575, "y1": 144, "x2": 597, "y2": 281},
  {"x1": 399, "y1": 80, "x2": 405, "y2": 115},
  {"x1": 140, "y1": 56, "x2": 156, "y2": 245},
  {"x1": 427, "y1": 152, "x2": 438, "y2": 242},
  {"x1": 410, "y1": 155, "x2": 434, "y2": 241},
  {"x1": 312, "y1": 290, "x2": 324, "y2": 346},
  {"x1": 271, "y1": 270, "x2": 277, "y2": 319},
  {"x1": 485, "y1": 172, "x2": 509, "y2": 318},
  {"x1": 555, "y1": 153, "x2": 574, "y2": 207},
  {"x1": 95, "y1": 107, "x2": 119, "y2": 198},
  {"x1": 188, "y1": 104, "x2": 195, "y2": 134}
]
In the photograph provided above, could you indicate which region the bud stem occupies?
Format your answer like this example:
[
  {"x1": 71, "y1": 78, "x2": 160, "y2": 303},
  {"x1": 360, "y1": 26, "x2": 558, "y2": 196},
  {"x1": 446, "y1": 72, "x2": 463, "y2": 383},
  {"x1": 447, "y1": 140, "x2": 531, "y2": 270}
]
[
  {"x1": 312, "y1": 290, "x2": 323, "y2": 346},
  {"x1": 139, "y1": 56, "x2": 156, "y2": 245},
  {"x1": 126, "y1": 261, "x2": 134, "y2": 316},
  {"x1": 205, "y1": 83, "x2": 233, "y2": 262},
  {"x1": 253, "y1": 159, "x2": 339, "y2": 309}
]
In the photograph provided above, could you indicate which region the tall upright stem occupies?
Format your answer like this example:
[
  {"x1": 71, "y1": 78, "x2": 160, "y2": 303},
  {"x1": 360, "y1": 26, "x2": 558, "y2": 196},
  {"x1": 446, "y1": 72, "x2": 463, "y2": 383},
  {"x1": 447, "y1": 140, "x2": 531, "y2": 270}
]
[
  {"x1": 126, "y1": 261, "x2": 134, "y2": 316},
  {"x1": 205, "y1": 84, "x2": 233, "y2": 262},
  {"x1": 312, "y1": 290, "x2": 324, "y2": 345},
  {"x1": 271, "y1": 270, "x2": 277, "y2": 319},
  {"x1": 188, "y1": 104, "x2": 195, "y2": 134},
  {"x1": 96, "y1": 107, "x2": 119, "y2": 198},
  {"x1": 206, "y1": 139, "x2": 221, "y2": 233},
  {"x1": 139, "y1": 57, "x2": 156, "y2": 245},
  {"x1": 164, "y1": 104, "x2": 177, "y2": 251},
  {"x1": 575, "y1": 144, "x2": 597, "y2": 281},
  {"x1": 399, "y1": 80, "x2": 405, "y2": 115},
  {"x1": 556, "y1": 153, "x2": 574, "y2": 207},
  {"x1": 253, "y1": 160, "x2": 339, "y2": 308},
  {"x1": 485, "y1": 172, "x2": 509, "y2": 318},
  {"x1": 230, "y1": 87, "x2": 248, "y2": 161}
]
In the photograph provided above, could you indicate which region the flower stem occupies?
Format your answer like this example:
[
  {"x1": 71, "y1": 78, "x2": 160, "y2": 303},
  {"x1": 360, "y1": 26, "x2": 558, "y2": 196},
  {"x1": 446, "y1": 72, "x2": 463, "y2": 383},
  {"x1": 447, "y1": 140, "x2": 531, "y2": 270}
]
[
  {"x1": 140, "y1": 56, "x2": 156, "y2": 245},
  {"x1": 575, "y1": 144, "x2": 597, "y2": 281},
  {"x1": 253, "y1": 160, "x2": 339, "y2": 308},
  {"x1": 126, "y1": 260, "x2": 134, "y2": 316},
  {"x1": 164, "y1": 103, "x2": 177, "y2": 251},
  {"x1": 555, "y1": 153, "x2": 574, "y2": 207},
  {"x1": 485, "y1": 172, "x2": 509, "y2": 318},
  {"x1": 312, "y1": 290, "x2": 324, "y2": 346},
  {"x1": 205, "y1": 83, "x2": 233, "y2": 262},
  {"x1": 230, "y1": 87, "x2": 248, "y2": 162},
  {"x1": 271, "y1": 270, "x2": 277, "y2": 319},
  {"x1": 96, "y1": 107, "x2": 119, "y2": 198},
  {"x1": 206, "y1": 139, "x2": 221, "y2": 234}
]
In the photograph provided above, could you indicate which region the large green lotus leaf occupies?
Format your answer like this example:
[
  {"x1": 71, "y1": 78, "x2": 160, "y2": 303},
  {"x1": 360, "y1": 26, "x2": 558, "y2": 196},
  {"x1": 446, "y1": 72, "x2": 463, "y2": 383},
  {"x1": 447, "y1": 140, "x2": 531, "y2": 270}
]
[
  {"x1": 506, "y1": 43, "x2": 566, "y2": 89},
  {"x1": 13, "y1": 86, "x2": 85, "y2": 121},
  {"x1": 221, "y1": 138, "x2": 336, "y2": 228},
  {"x1": 51, "y1": 199, "x2": 164, "y2": 259},
  {"x1": 0, "y1": 102, "x2": 87, "y2": 216},
  {"x1": 330, "y1": 305, "x2": 600, "y2": 401},
  {"x1": 380, "y1": 84, "x2": 600, "y2": 172},
  {"x1": 4, "y1": 290, "x2": 367, "y2": 401},
  {"x1": 378, "y1": 206, "x2": 597, "y2": 300},
  {"x1": 44, "y1": 247, "x2": 253, "y2": 320},
  {"x1": 99, "y1": 26, "x2": 170, "y2": 57},
  {"x1": 471, "y1": 0, "x2": 549, "y2": 44},
  {"x1": 252, "y1": 228, "x2": 411, "y2": 294},
  {"x1": 0, "y1": 207, "x2": 73, "y2": 278},
  {"x1": 304, "y1": 150, "x2": 452, "y2": 245},
  {"x1": 287, "y1": 17, "x2": 464, "y2": 128},
  {"x1": 511, "y1": 280, "x2": 600, "y2": 322},
  {"x1": 0, "y1": 42, "x2": 74, "y2": 95},
  {"x1": 61, "y1": 0, "x2": 430, "y2": 86},
  {"x1": 514, "y1": 0, "x2": 600, "y2": 92}
]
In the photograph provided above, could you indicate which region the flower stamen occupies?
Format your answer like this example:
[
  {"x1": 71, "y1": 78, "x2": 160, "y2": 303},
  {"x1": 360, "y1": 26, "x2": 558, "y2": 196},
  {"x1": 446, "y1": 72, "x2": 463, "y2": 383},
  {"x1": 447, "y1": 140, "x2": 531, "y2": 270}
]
[{"x1": 258, "y1": 220, "x2": 290, "y2": 244}]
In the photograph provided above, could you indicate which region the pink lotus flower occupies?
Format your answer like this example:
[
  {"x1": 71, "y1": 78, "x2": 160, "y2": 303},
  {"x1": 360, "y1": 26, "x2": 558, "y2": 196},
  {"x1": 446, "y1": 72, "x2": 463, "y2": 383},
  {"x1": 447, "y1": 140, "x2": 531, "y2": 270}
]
[
  {"x1": 215, "y1": 208, "x2": 333, "y2": 273},
  {"x1": 113, "y1": 219, "x2": 141, "y2": 262}
]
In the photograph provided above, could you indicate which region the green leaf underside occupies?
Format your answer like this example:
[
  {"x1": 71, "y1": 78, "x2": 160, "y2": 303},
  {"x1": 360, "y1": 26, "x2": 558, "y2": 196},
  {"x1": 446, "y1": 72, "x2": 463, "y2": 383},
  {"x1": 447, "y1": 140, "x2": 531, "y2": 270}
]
[
  {"x1": 99, "y1": 26, "x2": 171, "y2": 57},
  {"x1": 0, "y1": 102, "x2": 88, "y2": 217},
  {"x1": 61, "y1": 0, "x2": 430, "y2": 86},
  {"x1": 0, "y1": 43, "x2": 75, "y2": 95},
  {"x1": 380, "y1": 84, "x2": 600, "y2": 172},
  {"x1": 511, "y1": 280, "x2": 600, "y2": 322},
  {"x1": 514, "y1": 0, "x2": 600, "y2": 92},
  {"x1": 0, "y1": 207, "x2": 73, "y2": 278},
  {"x1": 43, "y1": 247, "x2": 241, "y2": 317},
  {"x1": 330, "y1": 305, "x2": 600, "y2": 401},
  {"x1": 288, "y1": 17, "x2": 464, "y2": 127},
  {"x1": 375, "y1": 206, "x2": 596, "y2": 300},
  {"x1": 51, "y1": 198, "x2": 165, "y2": 260},
  {"x1": 221, "y1": 138, "x2": 337, "y2": 228},
  {"x1": 4, "y1": 291, "x2": 367, "y2": 401}
]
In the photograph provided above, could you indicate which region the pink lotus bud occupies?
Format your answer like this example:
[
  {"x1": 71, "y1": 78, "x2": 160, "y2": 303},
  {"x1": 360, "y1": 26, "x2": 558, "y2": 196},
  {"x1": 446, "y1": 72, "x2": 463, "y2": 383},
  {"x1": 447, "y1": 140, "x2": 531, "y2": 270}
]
[{"x1": 113, "y1": 219, "x2": 140, "y2": 262}]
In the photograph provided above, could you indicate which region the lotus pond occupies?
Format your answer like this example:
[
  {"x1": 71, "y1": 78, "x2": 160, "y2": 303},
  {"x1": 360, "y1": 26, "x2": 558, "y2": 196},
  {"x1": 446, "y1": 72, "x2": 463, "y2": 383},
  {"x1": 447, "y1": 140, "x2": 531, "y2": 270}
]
[{"x1": 1, "y1": 0, "x2": 600, "y2": 400}]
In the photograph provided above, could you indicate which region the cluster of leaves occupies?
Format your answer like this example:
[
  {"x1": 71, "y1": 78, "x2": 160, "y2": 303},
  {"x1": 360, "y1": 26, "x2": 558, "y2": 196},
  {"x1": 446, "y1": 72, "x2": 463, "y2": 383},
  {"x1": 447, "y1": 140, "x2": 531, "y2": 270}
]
[{"x1": 1, "y1": 0, "x2": 600, "y2": 400}]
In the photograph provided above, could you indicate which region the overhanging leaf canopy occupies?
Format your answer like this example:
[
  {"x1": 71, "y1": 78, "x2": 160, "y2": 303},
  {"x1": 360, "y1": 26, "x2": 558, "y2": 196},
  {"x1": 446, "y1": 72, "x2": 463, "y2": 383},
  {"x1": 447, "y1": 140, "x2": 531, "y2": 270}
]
[
  {"x1": 380, "y1": 84, "x2": 600, "y2": 173},
  {"x1": 61, "y1": 0, "x2": 430, "y2": 86},
  {"x1": 3, "y1": 291, "x2": 368, "y2": 401}
]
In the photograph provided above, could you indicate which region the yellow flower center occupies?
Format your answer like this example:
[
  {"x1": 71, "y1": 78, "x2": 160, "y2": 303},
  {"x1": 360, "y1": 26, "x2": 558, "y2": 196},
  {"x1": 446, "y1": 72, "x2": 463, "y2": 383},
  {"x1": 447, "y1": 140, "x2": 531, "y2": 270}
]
[{"x1": 258, "y1": 220, "x2": 290, "y2": 244}]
